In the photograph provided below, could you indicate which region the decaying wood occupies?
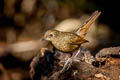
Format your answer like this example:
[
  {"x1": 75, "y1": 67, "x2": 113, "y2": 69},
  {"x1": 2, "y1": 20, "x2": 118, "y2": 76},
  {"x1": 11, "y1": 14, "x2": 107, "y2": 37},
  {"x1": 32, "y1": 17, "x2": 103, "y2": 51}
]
[{"x1": 30, "y1": 47, "x2": 120, "y2": 80}]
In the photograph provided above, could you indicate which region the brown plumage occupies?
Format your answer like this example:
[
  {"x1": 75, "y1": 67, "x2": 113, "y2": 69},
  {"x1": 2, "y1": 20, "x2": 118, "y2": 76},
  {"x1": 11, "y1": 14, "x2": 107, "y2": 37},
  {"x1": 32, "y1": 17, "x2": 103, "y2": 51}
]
[{"x1": 44, "y1": 11, "x2": 101, "y2": 53}]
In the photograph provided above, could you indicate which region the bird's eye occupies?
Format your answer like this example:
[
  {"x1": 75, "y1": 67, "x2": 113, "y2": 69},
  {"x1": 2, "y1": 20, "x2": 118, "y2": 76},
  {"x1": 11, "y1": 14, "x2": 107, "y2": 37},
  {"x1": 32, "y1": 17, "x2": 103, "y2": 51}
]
[{"x1": 49, "y1": 34, "x2": 53, "y2": 37}]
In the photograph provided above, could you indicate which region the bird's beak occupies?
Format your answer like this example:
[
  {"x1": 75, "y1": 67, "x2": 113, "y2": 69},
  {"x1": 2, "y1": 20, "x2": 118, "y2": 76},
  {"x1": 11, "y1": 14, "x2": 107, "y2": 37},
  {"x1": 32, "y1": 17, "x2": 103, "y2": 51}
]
[
  {"x1": 82, "y1": 39, "x2": 89, "y2": 43},
  {"x1": 41, "y1": 37, "x2": 45, "y2": 41},
  {"x1": 85, "y1": 40, "x2": 89, "y2": 43}
]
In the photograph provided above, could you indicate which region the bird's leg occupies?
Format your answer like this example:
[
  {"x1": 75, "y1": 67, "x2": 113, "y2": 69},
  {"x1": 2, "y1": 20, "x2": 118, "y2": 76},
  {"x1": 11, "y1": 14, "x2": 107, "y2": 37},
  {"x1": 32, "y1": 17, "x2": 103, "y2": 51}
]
[
  {"x1": 72, "y1": 47, "x2": 83, "y2": 61},
  {"x1": 73, "y1": 47, "x2": 81, "y2": 58},
  {"x1": 60, "y1": 47, "x2": 82, "y2": 73},
  {"x1": 60, "y1": 57, "x2": 72, "y2": 73}
]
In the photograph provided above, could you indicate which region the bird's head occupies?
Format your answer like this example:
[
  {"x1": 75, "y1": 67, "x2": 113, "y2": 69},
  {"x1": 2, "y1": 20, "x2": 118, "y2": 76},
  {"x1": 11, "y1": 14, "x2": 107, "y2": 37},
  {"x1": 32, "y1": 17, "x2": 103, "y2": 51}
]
[{"x1": 44, "y1": 30, "x2": 59, "y2": 41}]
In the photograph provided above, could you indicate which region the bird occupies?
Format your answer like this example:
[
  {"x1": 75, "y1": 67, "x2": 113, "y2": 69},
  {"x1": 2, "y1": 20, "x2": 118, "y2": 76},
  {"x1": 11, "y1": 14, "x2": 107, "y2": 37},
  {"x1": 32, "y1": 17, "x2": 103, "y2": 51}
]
[{"x1": 43, "y1": 11, "x2": 101, "y2": 53}]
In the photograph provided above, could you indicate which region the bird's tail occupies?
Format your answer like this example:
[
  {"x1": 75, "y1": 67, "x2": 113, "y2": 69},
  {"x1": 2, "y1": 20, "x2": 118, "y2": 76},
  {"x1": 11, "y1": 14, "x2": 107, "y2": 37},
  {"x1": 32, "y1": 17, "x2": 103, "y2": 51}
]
[{"x1": 76, "y1": 10, "x2": 101, "y2": 38}]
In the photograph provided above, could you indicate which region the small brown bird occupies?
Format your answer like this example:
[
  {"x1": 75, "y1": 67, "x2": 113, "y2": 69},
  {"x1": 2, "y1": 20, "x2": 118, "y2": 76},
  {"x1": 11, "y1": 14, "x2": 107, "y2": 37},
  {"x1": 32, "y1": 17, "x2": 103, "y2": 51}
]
[{"x1": 44, "y1": 11, "x2": 101, "y2": 53}]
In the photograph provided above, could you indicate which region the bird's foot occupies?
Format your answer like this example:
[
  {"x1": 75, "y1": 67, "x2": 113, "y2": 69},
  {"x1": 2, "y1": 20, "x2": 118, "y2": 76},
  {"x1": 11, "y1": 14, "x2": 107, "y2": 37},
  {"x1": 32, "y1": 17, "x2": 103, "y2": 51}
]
[
  {"x1": 60, "y1": 57, "x2": 73, "y2": 73},
  {"x1": 60, "y1": 47, "x2": 82, "y2": 73}
]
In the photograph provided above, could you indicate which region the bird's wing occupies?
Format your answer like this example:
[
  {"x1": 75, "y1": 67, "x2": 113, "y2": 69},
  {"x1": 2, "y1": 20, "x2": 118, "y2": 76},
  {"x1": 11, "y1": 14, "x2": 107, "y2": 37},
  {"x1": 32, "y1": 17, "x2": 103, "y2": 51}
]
[
  {"x1": 69, "y1": 36, "x2": 89, "y2": 45},
  {"x1": 76, "y1": 11, "x2": 101, "y2": 38}
]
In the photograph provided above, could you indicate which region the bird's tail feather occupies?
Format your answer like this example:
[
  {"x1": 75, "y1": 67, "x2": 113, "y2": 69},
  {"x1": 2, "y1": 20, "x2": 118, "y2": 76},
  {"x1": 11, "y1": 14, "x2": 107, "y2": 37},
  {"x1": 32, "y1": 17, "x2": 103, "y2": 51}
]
[{"x1": 76, "y1": 10, "x2": 101, "y2": 38}]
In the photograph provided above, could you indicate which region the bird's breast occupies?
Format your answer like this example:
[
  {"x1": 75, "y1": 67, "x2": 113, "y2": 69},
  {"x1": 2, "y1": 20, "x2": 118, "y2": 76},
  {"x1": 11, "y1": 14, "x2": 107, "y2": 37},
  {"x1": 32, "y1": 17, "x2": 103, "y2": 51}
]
[{"x1": 52, "y1": 39, "x2": 79, "y2": 52}]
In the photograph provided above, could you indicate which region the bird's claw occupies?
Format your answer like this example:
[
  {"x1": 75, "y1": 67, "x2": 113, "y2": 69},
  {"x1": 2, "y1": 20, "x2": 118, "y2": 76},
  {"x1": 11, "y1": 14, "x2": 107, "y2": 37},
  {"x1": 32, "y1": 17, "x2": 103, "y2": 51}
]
[
  {"x1": 61, "y1": 58, "x2": 73, "y2": 73},
  {"x1": 61, "y1": 47, "x2": 82, "y2": 73}
]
